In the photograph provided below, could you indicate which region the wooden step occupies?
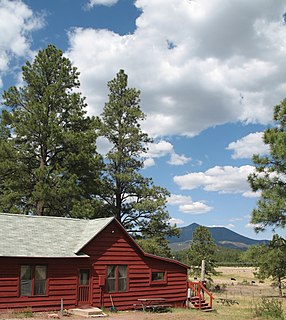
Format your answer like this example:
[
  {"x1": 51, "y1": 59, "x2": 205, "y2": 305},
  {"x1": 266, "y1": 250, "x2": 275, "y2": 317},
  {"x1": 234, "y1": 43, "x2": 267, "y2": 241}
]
[
  {"x1": 190, "y1": 296, "x2": 212, "y2": 310},
  {"x1": 69, "y1": 307, "x2": 107, "y2": 317}
]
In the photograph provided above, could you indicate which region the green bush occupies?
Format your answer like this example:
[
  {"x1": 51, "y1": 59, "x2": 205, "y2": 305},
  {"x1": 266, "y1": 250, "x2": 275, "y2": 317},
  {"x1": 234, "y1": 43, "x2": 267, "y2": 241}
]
[{"x1": 252, "y1": 297, "x2": 285, "y2": 319}]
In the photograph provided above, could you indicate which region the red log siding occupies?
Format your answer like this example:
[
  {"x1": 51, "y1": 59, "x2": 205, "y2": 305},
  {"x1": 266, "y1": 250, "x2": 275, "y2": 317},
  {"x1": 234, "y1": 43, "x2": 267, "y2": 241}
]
[
  {"x1": 0, "y1": 220, "x2": 188, "y2": 311},
  {"x1": 0, "y1": 257, "x2": 90, "y2": 311},
  {"x1": 83, "y1": 221, "x2": 188, "y2": 310}
]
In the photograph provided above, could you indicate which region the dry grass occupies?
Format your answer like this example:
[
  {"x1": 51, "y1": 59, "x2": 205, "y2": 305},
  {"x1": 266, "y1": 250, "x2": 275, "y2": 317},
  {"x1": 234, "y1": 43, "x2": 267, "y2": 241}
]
[{"x1": 209, "y1": 267, "x2": 286, "y2": 319}]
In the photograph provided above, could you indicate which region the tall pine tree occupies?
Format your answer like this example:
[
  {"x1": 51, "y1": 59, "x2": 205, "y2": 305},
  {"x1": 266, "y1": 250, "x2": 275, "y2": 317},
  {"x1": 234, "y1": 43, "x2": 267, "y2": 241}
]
[
  {"x1": 188, "y1": 226, "x2": 217, "y2": 279},
  {"x1": 243, "y1": 235, "x2": 286, "y2": 297},
  {"x1": 98, "y1": 70, "x2": 178, "y2": 252},
  {"x1": 0, "y1": 45, "x2": 102, "y2": 217},
  {"x1": 248, "y1": 98, "x2": 286, "y2": 231}
]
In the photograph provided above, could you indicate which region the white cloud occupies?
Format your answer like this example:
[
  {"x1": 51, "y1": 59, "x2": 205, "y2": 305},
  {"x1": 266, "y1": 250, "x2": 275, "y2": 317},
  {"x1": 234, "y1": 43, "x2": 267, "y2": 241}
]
[
  {"x1": 227, "y1": 132, "x2": 269, "y2": 159},
  {"x1": 0, "y1": 0, "x2": 44, "y2": 87},
  {"x1": 179, "y1": 202, "x2": 213, "y2": 214},
  {"x1": 242, "y1": 190, "x2": 261, "y2": 198},
  {"x1": 208, "y1": 224, "x2": 235, "y2": 229},
  {"x1": 143, "y1": 140, "x2": 191, "y2": 166},
  {"x1": 143, "y1": 158, "x2": 155, "y2": 168},
  {"x1": 66, "y1": 0, "x2": 286, "y2": 137},
  {"x1": 245, "y1": 222, "x2": 262, "y2": 229},
  {"x1": 95, "y1": 136, "x2": 190, "y2": 168},
  {"x1": 168, "y1": 194, "x2": 194, "y2": 205},
  {"x1": 173, "y1": 165, "x2": 257, "y2": 196},
  {"x1": 86, "y1": 0, "x2": 118, "y2": 9},
  {"x1": 169, "y1": 217, "x2": 184, "y2": 225},
  {"x1": 168, "y1": 194, "x2": 213, "y2": 214},
  {"x1": 145, "y1": 140, "x2": 173, "y2": 158},
  {"x1": 167, "y1": 153, "x2": 191, "y2": 166}
]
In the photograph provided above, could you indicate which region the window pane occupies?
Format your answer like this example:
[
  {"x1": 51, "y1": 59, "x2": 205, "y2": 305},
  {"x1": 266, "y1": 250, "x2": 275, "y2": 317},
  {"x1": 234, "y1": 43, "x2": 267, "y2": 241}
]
[
  {"x1": 35, "y1": 266, "x2": 46, "y2": 295},
  {"x1": 107, "y1": 266, "x2": 116, "y2": 278},
  {"x1": 118, "y1": 265, "x2": 127, "y2": 278},
  {"x1": 118, "y1": 266, "x2": 127, "y2": 292},
  {"x1": 35, "y1": 266, "x2": 46, "y2": 280},
  {"x1": 21, "y1": 265, "x2": 32, "y2": 281},
  {"x1": 106, "y1": 278, "x2": 116, "y2": 292},
  {"x1": 152, "y1": 272, "x2": 165, "y2": 282},
  {"x1": 79, "y1": 269, "x2": 89, "y2": 285},
  {"x1": 34, "y1": 280, "x2": 46, "y2": 295},
  {"x1": 20, "y1": 266, "x2": 32, "y2": 296},
  {"x1": 106, "y1": 266, "x2": 116, "y2": 293}
]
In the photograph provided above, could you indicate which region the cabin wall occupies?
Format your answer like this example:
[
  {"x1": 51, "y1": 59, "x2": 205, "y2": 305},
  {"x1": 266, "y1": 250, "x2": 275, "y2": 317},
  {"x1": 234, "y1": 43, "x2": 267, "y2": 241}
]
[
  {"x1": 83, "y1": 221, "x2": 188, "y2": 310},
  {"x1": 0, "y1": 257, "x2": 90, "y2": 312}
]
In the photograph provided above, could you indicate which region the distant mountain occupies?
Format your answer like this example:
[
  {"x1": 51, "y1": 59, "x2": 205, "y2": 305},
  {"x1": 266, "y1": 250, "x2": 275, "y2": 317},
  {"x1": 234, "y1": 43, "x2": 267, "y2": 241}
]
[{"x1": 168, "y1": 223, "x2": 269, "y2": 251}]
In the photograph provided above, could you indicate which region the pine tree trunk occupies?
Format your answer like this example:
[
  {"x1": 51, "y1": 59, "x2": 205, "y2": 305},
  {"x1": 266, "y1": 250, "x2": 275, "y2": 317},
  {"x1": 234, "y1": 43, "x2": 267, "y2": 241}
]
[{"x1": 36, "y1": 200, "x2": 44, "y2": 216}]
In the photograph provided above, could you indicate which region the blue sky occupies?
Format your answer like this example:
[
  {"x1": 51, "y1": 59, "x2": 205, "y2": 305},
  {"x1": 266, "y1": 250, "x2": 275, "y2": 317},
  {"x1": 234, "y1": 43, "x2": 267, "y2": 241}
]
[{"x1": 1, "y1": 0, "x2": 286, "y2": 240}]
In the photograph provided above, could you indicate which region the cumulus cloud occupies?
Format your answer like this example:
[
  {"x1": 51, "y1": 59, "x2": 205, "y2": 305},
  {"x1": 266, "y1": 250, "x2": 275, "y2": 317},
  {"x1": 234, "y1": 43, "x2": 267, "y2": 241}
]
[
  {"x1": 169, "y1": 217, "x2": 184, "y2": 225},
  {"x1": 96, "y1": 137, "x2": 190, "y2": 168},
  {"x1": 145, "y1": 140, "x2": 173, "y2": 158},
  {"x1": 168, "y1": 194, "x2": 194, "y2": 205},
  {"x1": 86, "y1": 0, "x2": 119, "y2": 9},
  {"x1": 179, "y1": 202, "x2": 213, "y2": 214},
  {"x1": 66, "y1": 0, "x2": 286, "y2": 137},
  {"x1": 227, "y1": 132, "x2": 270, "y2": 159},
  {"x1": 173, "y1": 165, "x2": 259, "y2": 197},
  {"x1": 0, "y1": 0, "x2": 44, "y2": 87},
  {"x1": 144, "y1": 140, "x2": 191, "y2": 166},
  {"x1": 168, "y1": 194, "x2": 213, "y2": 214},
  {"x1": 143, "y1": 158, "x2": 155, "y2": 168},
  {"x1": 167, "y1": 153, "x2": 191, "y2": 166}
]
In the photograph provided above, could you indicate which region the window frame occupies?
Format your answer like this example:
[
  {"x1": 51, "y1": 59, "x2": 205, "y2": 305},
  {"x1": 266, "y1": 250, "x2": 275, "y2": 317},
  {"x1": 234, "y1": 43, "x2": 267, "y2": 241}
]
[
  {"x1": 150, "y1": 270, "x2": 167, "y2": 285},
  {"x1": 20, "y1": 265, "x2": 47, "y2": 297},
  {"x1": 106, "y1": 265, "x2": 128, "y2": 293}
]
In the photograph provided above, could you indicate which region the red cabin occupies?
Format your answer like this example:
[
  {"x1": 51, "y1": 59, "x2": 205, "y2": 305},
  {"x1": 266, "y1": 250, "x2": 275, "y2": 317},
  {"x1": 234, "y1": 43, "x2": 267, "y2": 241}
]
[{"x1": 0, "y1": 213, "x2": 188, "y2": 311}]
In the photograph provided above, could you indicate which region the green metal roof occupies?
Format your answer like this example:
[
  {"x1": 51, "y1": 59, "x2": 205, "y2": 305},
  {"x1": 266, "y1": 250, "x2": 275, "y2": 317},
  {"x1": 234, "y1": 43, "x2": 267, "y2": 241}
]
[{"x1": 0, "y1": 213, "x2": 114, "y2": 258}]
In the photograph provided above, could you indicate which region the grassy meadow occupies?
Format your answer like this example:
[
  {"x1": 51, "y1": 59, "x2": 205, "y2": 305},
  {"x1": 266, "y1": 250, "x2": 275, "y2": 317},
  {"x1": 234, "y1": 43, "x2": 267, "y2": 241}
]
[{"x1": 200, "y1": 266, "x2": 286, "y2": 320}]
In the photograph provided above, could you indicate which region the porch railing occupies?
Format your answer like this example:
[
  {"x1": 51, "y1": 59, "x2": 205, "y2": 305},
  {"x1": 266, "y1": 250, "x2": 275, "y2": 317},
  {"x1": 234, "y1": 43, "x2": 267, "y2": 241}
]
[{"x1": 188, "y1": 281, "x2": 213, "y2": 309}]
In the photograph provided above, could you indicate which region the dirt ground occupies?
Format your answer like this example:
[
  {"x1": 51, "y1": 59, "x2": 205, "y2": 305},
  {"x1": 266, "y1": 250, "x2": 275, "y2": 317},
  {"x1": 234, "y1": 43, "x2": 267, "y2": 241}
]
[{"x1": 0, "y1": 309, "x2": 205, "y2": 320}]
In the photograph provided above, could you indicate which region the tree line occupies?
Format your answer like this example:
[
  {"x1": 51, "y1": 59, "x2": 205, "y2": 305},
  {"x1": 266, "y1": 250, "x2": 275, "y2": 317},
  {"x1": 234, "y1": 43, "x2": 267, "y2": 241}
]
[
  {"x1": 0, "y1": 44, "x2": 178, "y2": 257},
  {"x1": 174, "y1": 227, "x2": 286, "y2": 297}
]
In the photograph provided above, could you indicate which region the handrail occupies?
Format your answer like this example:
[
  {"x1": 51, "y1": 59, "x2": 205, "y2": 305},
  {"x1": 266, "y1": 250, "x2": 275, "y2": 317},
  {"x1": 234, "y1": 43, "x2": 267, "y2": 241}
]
[{"x1": 188, "y1": 281, "x2": 213, "y2": 309}]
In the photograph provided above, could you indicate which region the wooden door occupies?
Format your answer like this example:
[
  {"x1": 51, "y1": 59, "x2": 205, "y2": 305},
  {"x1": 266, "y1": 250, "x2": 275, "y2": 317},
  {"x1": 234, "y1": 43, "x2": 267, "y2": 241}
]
[{"x1": 78, "y1": 269, "x2": 90, "y2": 306}]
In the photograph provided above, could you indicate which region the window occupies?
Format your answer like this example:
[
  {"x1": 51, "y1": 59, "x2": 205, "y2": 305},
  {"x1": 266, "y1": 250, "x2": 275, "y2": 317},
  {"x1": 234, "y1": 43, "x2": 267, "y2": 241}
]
[
  {"x1": 20, "y1": 265, "x2": 32, "y2": 296},
  {"x1": 106, "y1": 265, "x2": 127, "y2": 293},
  {"x1": 79, "y1": 269, "x2": 90, "y2": 285},
  {"x1": 106, "y1": 266, "x2": 116, "y2": 292},
  {"x1": 151, "y1": 271, "x2": 166, "y2": 284},
  {"x1": 20, "y1": 265, "x2": 47, "y2": 296},
  {"x1": 118, "y1": 265, "x2": 127, "y2": 292}
]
